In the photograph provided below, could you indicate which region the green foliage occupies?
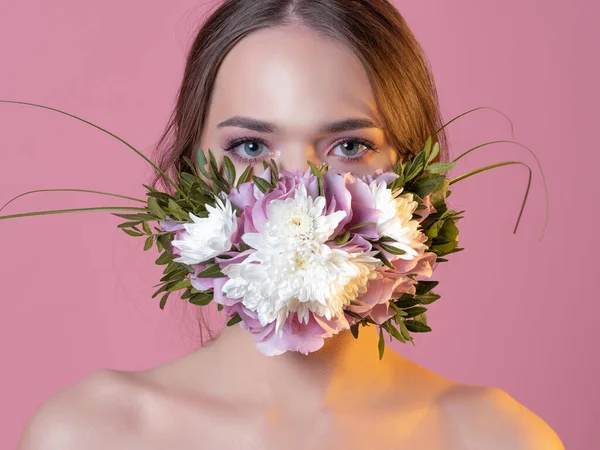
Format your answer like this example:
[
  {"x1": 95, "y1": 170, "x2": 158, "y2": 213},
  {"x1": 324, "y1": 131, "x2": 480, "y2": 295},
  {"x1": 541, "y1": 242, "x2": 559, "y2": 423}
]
[
  {"x1": 366, "y1": 137, "x2": 462, "y2": 322},
  {"x1": 226, "y1": 313, "x2": 243, "y2": 326},
  {"x1": 378, "y1": 326, "x2": 385, "y2": 360},
  {"x1": 114, "y1": 146, "x2": 257, "y2": 310}
]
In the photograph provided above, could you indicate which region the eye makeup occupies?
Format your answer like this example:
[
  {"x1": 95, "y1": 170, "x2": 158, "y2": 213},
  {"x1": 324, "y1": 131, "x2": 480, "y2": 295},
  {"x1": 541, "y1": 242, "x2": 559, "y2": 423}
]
[
  {"x1": 221, "y1": 135, "x2": 380, "y2": 165},
  {"x1": 222, "y1": 135, "x2": 273, "y2": 164}
]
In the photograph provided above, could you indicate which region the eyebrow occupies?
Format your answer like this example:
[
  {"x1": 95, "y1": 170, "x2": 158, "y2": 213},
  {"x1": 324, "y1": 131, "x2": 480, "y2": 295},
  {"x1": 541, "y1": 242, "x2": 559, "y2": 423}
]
[{"x1": 216, "y1": 116, "x2": 384, "y2": 134}]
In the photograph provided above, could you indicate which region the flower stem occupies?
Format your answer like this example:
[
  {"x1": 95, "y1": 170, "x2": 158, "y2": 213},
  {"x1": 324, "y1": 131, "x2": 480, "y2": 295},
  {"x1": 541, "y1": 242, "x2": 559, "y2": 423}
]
[
  {"x1": 0, "y1": 100, "x2": 184, "y2": 196},
  {"x1": 449, "y1": 161, "x2": 543, "y2": 241},
  {"x1": 433, "y1": 106, "x2": 515, "y2": 139},
  {"x1": 451, "y1": 139, "x2": 549, "y2": 243},
  {"x1": 0, "y1": 206, "x2": 146, "y2": 221},
  {"x1": 0, "y1": 188, "x2": 145, "y2": 213}
]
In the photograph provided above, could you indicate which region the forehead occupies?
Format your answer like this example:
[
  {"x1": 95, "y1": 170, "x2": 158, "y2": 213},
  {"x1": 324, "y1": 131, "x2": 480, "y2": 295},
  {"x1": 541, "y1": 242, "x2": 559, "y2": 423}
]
[{"x1": 208, "y1": 25, "x2": 381, "y2": 134}]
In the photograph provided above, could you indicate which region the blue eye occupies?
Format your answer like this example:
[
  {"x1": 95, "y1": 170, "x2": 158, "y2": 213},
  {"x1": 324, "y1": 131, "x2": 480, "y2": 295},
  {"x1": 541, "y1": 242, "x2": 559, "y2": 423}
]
[
  {"x1": 223, "y1": 137, "x2": 271, "y2": 163},
  {"x1": 331, "y1": 138, "x2": 379, "y2": 162},
  {"x1": 222, "y1": 136, "x2": 379, "y2": 165}
]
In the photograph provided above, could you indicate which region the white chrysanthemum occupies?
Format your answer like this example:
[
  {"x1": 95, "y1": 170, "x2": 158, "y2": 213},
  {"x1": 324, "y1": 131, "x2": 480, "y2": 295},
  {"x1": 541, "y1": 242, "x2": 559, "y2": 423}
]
[
  {"x1": 171, "y1": 197, "x2": 237, "y2": 265},
  {"x1": 369, "y1": 180, "x2": 427, "y2": 260},
  {"x1": 221, "y1": 184, "x2": 382, "y2": 334}
]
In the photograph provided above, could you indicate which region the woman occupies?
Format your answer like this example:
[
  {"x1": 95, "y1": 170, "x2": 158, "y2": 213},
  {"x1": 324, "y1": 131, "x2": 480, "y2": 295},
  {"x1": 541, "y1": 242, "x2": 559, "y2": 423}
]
[{"x1": 19, "y1": 1, "x2": 564, "y2": 448}]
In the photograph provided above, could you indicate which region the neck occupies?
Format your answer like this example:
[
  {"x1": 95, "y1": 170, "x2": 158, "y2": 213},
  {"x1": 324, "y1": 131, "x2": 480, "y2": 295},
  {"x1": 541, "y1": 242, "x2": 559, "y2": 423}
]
[{"x1": 191, "y1": 320, "x2": 411, "y2": 409}]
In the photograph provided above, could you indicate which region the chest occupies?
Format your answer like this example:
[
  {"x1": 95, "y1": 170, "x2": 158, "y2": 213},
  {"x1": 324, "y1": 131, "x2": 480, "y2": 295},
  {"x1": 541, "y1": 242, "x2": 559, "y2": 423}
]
[{"x1": 131, "y1": 401, "x2": 466, "y2": 450}]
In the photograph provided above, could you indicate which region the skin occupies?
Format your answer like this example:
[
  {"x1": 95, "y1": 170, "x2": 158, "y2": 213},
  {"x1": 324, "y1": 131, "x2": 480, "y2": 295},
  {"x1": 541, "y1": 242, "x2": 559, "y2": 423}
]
[{"x1": 18, "y1": 24, "x2": 564, "y2": 450}]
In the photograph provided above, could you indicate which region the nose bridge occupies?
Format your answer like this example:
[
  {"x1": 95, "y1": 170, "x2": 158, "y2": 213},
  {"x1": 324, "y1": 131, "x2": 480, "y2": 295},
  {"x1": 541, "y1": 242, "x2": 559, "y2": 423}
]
[{"x1": 278, "y1": 140, "x2": 322, "y2": 172}]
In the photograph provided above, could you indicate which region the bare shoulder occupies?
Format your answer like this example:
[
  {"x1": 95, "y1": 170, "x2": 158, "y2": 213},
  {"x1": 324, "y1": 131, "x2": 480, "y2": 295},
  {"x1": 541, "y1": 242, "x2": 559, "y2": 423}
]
[
  {"x1": 438, "y1": 385, "x2": 565, "y2": 450},
  {"x1": 18, "y1": 369, "x2": 142, "y2": 450}
]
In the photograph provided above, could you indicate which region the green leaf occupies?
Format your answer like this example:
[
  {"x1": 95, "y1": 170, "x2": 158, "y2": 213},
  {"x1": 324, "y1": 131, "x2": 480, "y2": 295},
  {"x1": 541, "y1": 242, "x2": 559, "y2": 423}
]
[
  {"x1": 208, "y1": 150, "x2": 227, "y2": 185},
  {"x1": 197, "y1": 147, "x2": 210, "y2": 178},
  {"x1": 155, "y1": 251, "x2": 173, "y2": 265},
  {"x1": 379, "y1": 242, "x2": 407, "y2": 255},
  {"x1": 117, "y1": 220, "x2": 142, "y2": 229},
  {"x1": 159, "y1": 292, "x2": 170, "y2": 310},
  {"x1": 270, "y1": 158, "x2": 280, "y2": 182},
  {"x1": 415, "y1": 281, "x2": 439, "y2": 295},
  {"x1": 307, "y1": 160, "x2": 321, "y2": 178},
  {"x1": 383, "y1": 321, "x2": 404, "y2": 342},
  {"x1": 402, "y1": 306, "x2": 428, "y2": 318},
  {"x1": 426, "y1": 161, "x2": 456, "y2": 174},
  {"x1": 142, "y1": 221, "x2": 152, "y2": 234},
  {"x1": 394, "y1": 297, "x2": 421, "y2": 309},
  {"x1": 437, "y1": 217, "x2": 459, "y2": 241},
  {"x1": 388, "y1": 302, "x2": 404, "y2": 315},
  {"x1": 166, "y1": 278, "x2": 191, "y2": 292},
  {"x1": 188, "y1": 187, "x2": 211, "y2": 207},
  {"x1": 195, "y1": 264, "x2": 225, "y2": 278},
  {"x1": 376, "y1": 251, "x2": 394, "y2": 270},
  {"x1": 143, "y1": 235, "x2": 154, "y2": 251},
  {"x1": 410, "y1": 175, "x2": 447, "y2": 199},
  {"x1": 347, "y1": 221, "x2": 376, "y2": 231},
  {"x1": 216, "y1": 303, "x2": 224, "y2": 312},
  {"x1": 167, "y1": 199, "x2": 188, "y2": 218},
  {"x1": 398, "y1": 320, "x2": 413, "y2": 341},
  {"x1": 422, "y1": 135, "x2": 432, "y2": 158},
  {"x1": 269, "y1": 163, "x2": 278, "y2": 185},
  {"x1": 182, "y1": 155, "x2": 200, "y2": 178},
  {"x1": 405, "y1": 151, "x2": 427, "y2": 182},
  {"x1": 389, "y1": 173, "x2": 406, "y2": 192},
  {"x1": 428, "y1": 179, "x2": 450, "y2": 213},
  {"x1": 405, "y1": 320, "x2": 432, "y2": 333},
  {"x1": 252, "y1": 175, "x2": 272, "y2": 194},
  {"x1": 223, "y1": 155, "x2": 236, "y2": 186},
  {"x1": 344, "y1": 310, "x2": 363, "y2": 321},
  {"x1": 432, "y1": 242, "x2": 459, "y2": 257},
  {"x1": 413, "y1": 313, "x2": 428, "y2": 325},
  {"x1": 151, "y1": 283, "x2": 169, "y2": 299},
  {"x1": 427, "y1": 141, "x2": 440, "y2": 164},
  {"x1": 226, "y1": 313, "x2": 243, "y2": 326},
  {"x1": 236, "y1": 164, "x2": 253, "y2": 188},
  {"x1": 147, "y1": 197, "x2": 166, "y2": 220},
  {"x1": 156, "y1": 234, "x2": 171, "y2": 253},
  {"x1": 378, "y1": 327, "x2": 385, "y2": 360},
  {"x1": 122, "y1": 228, "x2": 144, "y2": 237},
  {"x1": 179, "y1": 171, "x2": 198, "y2": 188},
  {"x1": 307, "y1": 161, "x2": 324, "y2": 196},
  {"x1": 113, "y1": 212, "x2": 155, "y2": 221},
  {"x1": 161, "y1": 260, "x2": 180, "y2": 274},
  {"x1": 160, "y1": 266, "x2": 187, "y2": 283},
  {"x1": 425, "y1": 219, "x2": 444, "y2": 240},
  {"x1": 180, "y1": 287, "x2": 193, "y2": 299},
  {"x1": 146, "y1": 191, "x2": 173, "y2": 202},
  {"x1": 414, "y1": 292, "x2": 441, "y2": 305},
  {"x1": 334, "y1": 231, "x2": 351, "y2": 245},
  {"x1": 394, "y1": 160, "x2": 406, "y2": 176},
  {"x1": 189, "y1": 291, "x2": 213, "y2": 306}
]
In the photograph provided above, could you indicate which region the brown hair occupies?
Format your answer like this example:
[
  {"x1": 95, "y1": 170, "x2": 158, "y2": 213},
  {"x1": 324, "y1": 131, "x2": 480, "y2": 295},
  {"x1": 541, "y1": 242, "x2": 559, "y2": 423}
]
[{"x1": 150, "y1": 0, "x2": 448, "y2": 344}]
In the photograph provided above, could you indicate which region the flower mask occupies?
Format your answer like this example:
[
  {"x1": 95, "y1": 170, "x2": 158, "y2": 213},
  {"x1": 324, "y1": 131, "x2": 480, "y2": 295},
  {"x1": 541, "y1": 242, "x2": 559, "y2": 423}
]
[{"x1": 0, "y1": 101, "x2": 548, "y2": 360}]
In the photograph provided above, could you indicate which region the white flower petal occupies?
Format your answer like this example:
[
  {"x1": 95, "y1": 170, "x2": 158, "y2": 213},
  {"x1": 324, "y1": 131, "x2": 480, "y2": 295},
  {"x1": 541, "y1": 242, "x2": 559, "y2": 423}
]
[
  {"x1": 369, "y1": 180, "x2": 428, "y2": 260},
  {"x1": 223, "y1": 188, "x2": 378, "y2": 334},
  {"x1": 170, "y1": 199, "x2": 237, "y2": 265}
]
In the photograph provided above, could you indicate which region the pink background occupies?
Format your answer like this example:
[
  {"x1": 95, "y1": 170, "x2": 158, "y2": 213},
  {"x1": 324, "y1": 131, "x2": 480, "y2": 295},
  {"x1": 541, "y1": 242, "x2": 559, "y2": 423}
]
[{"x1": 0, "y1": 0, "x2": 597, "y2": 448}]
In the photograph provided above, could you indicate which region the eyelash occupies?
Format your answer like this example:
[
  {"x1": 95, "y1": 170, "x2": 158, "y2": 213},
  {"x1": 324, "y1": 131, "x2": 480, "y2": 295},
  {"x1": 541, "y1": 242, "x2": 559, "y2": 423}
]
[{"x1": 222, "y1": 136, "x2": 379, "y2": 164}]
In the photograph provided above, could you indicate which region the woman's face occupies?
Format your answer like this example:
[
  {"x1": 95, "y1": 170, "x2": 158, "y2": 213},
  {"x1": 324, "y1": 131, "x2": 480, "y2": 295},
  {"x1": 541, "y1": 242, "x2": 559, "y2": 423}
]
[{"x1": 200, "y1": 24, "x2": 399, "y2": 176}]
